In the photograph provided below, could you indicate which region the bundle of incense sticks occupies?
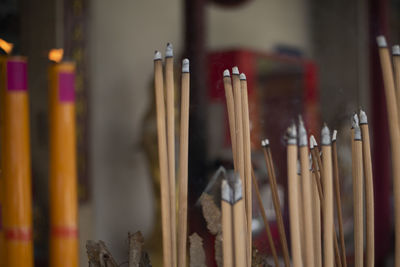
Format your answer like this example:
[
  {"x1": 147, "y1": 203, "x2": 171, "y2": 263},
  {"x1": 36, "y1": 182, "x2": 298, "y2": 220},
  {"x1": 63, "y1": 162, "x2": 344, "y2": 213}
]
[{"x1": 153, "y1": 44, "x2": 191, "y2": 267}]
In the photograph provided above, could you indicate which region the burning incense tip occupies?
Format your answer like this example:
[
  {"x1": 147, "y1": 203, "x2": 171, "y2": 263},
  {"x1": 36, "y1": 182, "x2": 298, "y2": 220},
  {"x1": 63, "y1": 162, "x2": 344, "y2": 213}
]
[
  {"x1": 310, "y1": 135, "x2": 318, "y2": 148},
  {"x1": 165, "y1": 43, "x2": 173, "y2": 57},
  {"x1": 154, "y1": 50, "x2": 162, "y2": 60},
  {"x1": 0, "y1": 38, "x2": 13, "y2": 54},
  {"x1": 352, "y1": 114, "x2": 361, "y2": 140},
  {"x1": 232, "y1": 66, "x2": 239, "y2": 75},
  {"x1": 221, "y1": 179, "x2": 233, "y2": 204},
  {"x1": 377, "y1": 35, "x2": 387, "y2": 47},
  {"x1": 239, "y1": 73, "x2": 246, "y2": 80},
  {"x1": 182, "y1": 58, "x2": 189, "y2": 73},
  {"x1": 359, "y1": 109, "x2": 368, "y2": 124},
  {"x1": 223, "y1": 69, "x2": 230, "y2": 77},
  {"x1": 286, "y1": 123, "x2": 297, "y2": 145},
  {"x1": 332, "y1": 130, "x2": 337, "y2": 142},
  {"x1": 298, "y1": 116, "x2": 308, "y2": 146},
  {"x1": 232, "y1": 173, "x2": 243, "y2": 203},
  {"x1": 309, "y1": 136, "x2": 314, "y2": 149},
  {"x1": 261, "y1": 139, "x2": 270, "y2": 147},
  {"x1": 393, "y1": 45, "x2": 400, "y2": 55},
  {"x1": 321, "y1": 124, "x2": 331, "y2": 145}
]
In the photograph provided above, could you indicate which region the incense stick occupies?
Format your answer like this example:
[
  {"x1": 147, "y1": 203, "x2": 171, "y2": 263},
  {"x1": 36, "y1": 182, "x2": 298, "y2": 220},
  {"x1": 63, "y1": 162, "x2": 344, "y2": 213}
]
[
  {"x1": 321, "y1": 125, "x2": 334, "y2": 267},
  {"x1": 262, "y1": 139, "x2": 290, "y2": 267},
  {"x1": 223, "y1": 70, "x2": 237, "y2": 167},
  {"x1": 311, "y1": 164, "x2": 322, "y2": 267},
  {"x1": 359, "y1": 110, "x2": 374, "y2": 267},
  {"x1": 352, "y1": 114, "x2": 364, "y2": 267},
  {"x1": 154, "y1": 51, "x2": 172, "y2": 267},
  {"x1": 177, "y1": 59, "x2": 190, "y2": 267},
  {"x1": 221, "y1": 179, "x2": 234, "y2": 267},
  {"x1": 298, "y1": 117, "x2": 315, "y2": 267},
  {"x1": 165, "y1": 43, "x2": 177, "y2": 267},
  {"x1": 287, "y1": 124, "x2": 302, "y2": 267},
  {"x1": 240, "y1": 73, "x2": 252, "y2": 264},
  {"x1": 377, "y1": 36, "x2": 400, "y2": 267},
  {"x1": 251, "y1": 169, "x2": 280, "y2": 267},
  {"x1": 332, "y1": 130, "x2": 347, "y2": 267},
  {"x1": 232, "y1": 173, "x2": 248, "y2": 267},
  {"x1": 392, "y1": 45, "x2": 400, "y2": 125}
]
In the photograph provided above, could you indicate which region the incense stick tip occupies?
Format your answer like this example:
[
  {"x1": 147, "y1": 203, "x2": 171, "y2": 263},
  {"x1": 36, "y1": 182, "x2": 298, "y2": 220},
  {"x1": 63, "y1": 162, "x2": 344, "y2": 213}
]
[
  {"x1": 393, "y1": 45, "x2": 400, "y2": 55},
  {"x1": 298, "y1": 115, "x2": 308, "y2": 146},
  {"x1": 352, "y1": 113, "x2": 362, "y2": 140},
  {"x1": 352, "y1": 113, "x2": 359, "y2": 128},
  {"x1": 239, "y1": 73, "x2": 246, "y2": 80},
  {"x1": 232, "y1": 173, "x2": 243, "y2": 203},
  {"x1": 321, "y1": 124, "x2": 331, "y2": 145},
  {"x1": 223, "y1": 69, "x2": 230, "y2": 77},
  {"x1": 232, "y1": 66, "x2": 239, "y2": 75},
  {"x1": 154, "y1": 50, "x2": 162, "y2": 60},
  {"x1": 182, "y1": 58, "x2": 189, "y2": 73},
  {"x1": 286, "y1": 123, "x2": 297, "y2": 145},
  {"x1": 332, "y1": 129, "x2": 337, "y2": 141},
  {"x1": 221, "y1": 179, "x2": 233, "y2": 204},
  {"x1": 311, "y1": 135, "x2": 318, "y2": 147},
  {"x1": 377, "y1": 35, "x2": 387, "y2": 47},
  {"x1": 309, "y1": 136, "x2": 314, "y2": 149},
  {"x1": 359, "y1": 109, "x2": 368, "y2": 124},
  {"x1": 165, "y1": 43, "x2": 173, "y2": 57},
  {"x1": 261, "y1": 139, "x2": 269, "y2": 147}
]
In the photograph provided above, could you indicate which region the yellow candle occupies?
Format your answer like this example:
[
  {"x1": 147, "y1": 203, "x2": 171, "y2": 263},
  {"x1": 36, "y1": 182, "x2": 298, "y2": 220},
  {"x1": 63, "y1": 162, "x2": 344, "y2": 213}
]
[
  {"x1": 49, "y1": 61, "x2": 78, "y2": 267},
  {"x1": 1, "y1": 56, "x2": 34, "y2": 267}
]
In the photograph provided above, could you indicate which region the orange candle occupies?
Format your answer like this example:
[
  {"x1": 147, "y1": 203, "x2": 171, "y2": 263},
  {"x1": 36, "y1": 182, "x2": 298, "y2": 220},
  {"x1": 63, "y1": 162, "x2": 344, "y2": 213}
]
[
  {"x1": 1, "y1": 56, "x2": 34, "y2": 267},
  {"x1": 48, "y1": 60, "x2": 78, "y2": 267}
]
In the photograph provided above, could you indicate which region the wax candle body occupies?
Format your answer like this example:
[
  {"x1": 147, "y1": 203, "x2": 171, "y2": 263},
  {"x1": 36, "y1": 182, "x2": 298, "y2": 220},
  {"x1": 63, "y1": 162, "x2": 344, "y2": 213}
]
[
  {"x1": 49, "y1": 62, "x2": 78, "y2": 267},
  {"x1": 1, "y1": 56, "x2": 34, "y2": 267}
]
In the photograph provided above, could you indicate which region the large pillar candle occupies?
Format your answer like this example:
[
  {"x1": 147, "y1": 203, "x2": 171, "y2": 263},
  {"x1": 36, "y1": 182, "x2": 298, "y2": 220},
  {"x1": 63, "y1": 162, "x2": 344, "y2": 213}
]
[
  {"x1": 49, "y1": 61, "x2": 78, "y2": 267},
  {"x1": 1, "y1": 56, "x2": 34, "y2": 267}
]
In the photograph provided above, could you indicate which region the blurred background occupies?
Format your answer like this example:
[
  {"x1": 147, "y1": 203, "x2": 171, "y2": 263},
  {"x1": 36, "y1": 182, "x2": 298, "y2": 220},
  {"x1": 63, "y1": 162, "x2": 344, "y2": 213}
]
[{"x1": 0, "y1": 0, "x2": 399, "y2": 266}]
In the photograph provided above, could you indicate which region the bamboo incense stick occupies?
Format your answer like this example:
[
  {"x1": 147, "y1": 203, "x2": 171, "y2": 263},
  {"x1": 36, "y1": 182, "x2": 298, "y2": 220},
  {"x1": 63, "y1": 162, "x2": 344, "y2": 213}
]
[
  {"x1": 392, "y1": 45, "x2": 400, "y2": 125},
  {"x1": 352, "y1": 114, "x2": 364, "y2": 267},
  {"x1": 221, "y1": 179, "x2": 234, "y2": 267},
  {"x1": 177, "y1": 59, "x2": 190, "y2": 267},
  {"x1": 359, "y1": 110, "x2": 374, "y2": 267},
  {"x1": 310, "y1": 161, "x2": 322, "y2": 267},
  {"x1": 232, "y1": 173, "x2": 248, "y2": 267},
  {"x1": 287, "y1": 123, "x2": 302, "y2": 267},
  {"x1": 321, "y1": 125, "x2": 334, "y2": 267},
  {"x1": 262, "y1": 139, "x2": 290, "y2": 267},
  {"x1": 223, "y1": 70, "x2": 237, "y2": 167},
  {"x1": 377, "y1": 36, "x2": 400, "y2": 267},
  {"x1": 332, "y1": 130, "x2": 347, "y2": 267},
  {"x1": 165, "y1": 43, "x2": 177, "y2": 267},
  {"x1": 240, "y1": 73, "x2": 252, "y2": 264},
  {"x1": 311, "y1": 135, "x2": 342, "y2": 267},
  {"x1": 154, "y1": 51, "x2": 172, "y2": 267},
  {"x1": 251, "y1": 169, "x2": 280, "y2": 267},
  {"x1": 299, "y1": 117, "x2": 315, "y2": 267}
]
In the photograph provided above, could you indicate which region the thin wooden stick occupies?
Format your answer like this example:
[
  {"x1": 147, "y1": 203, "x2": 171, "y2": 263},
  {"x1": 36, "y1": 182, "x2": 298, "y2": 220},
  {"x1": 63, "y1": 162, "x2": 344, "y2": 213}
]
[
  {"x1": 232, "y1": 173, "x2": 248, "y2": 267},
  {"x1": 360, "y1": 110, "x2": 374, "y2": 267},
  {"x1": 321, "y1": 125, "x2": 334, "y2": 267},
  {"x1": 377, "y1": 36, "x2": 400, "y2": 267},
  {"x1": 287, "y1": 124, "x2": 302, "y2": 267},
  {"x1": 240, "y1": 73, "x2": 252, "y2": 264},
  {"x1": 311, "y1": 135, "x2": 342, "y2": 267},
  {"x1": 352, "y1": 114, "x2": 364, "y2": 267},
  {"x1": 310, "y1": 166, "x2": 322, "y2": 267},
  {"x1": 251, "y1": 169, "x2": 280, "y2": 267},
  {"x1": 392, "y1": 45, "x2": 400, "y2": 126},
  {"x1": 177, "y1": 59, "x2": 190, "y2": 267},
  {"x1": 154, "y1": 51, "x2": 172, "y2": 267},
  {"x1": 223, "y1": 70, "x2": 237, "y2": 167},
  {"x1": 165, "y1": 43, "x2": 177, "y2": 267},
  {"x1": 332, "y1": 130, "x2": 347, "y2": 267},
  {"x1": 299, "y1": 118, "x2": 315, "y2": 267},
  {"x1": 262, "y1": 139, "x2": 291, "y2": 267},
  {"x1": 221, "y1": 179, "x2": 234, "y2": 267}
]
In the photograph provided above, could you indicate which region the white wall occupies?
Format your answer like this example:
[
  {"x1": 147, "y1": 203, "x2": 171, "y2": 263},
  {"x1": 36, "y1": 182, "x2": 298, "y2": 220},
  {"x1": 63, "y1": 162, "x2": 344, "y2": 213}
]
[{"x1": 88, "y1": 0, "x2": 310, "y2": 263}]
